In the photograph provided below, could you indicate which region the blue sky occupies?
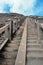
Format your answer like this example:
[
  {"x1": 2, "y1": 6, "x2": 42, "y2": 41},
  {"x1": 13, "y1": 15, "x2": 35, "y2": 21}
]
[{"x1": 0, "y1": 0, "x2": 43, "y2": 16}]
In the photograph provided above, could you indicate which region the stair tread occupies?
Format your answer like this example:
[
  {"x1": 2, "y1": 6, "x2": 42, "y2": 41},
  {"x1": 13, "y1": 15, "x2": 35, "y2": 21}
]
[
  {"x1": 0, "y1": 59, "x2": 15, "y2": 65},
  {"x1": 27, "y1": 40, "x2": 37, "y2": 41},
  {"x1": 27, "y1": 43, "x2": 41, "y2": 45},
  {"x1": 8, "y1": 43, "x2": 19, "y2": 46},
  {"x1": 8, "y1": 44, "x2": 19, "y2": 47},
  {"x1": 27, "y1": 52, "x2": 43, "y2": 58},
  {"x1": 27, "y1": 48, "x2": 43, "y2": 51},
  {"x1": 27, "y1": 41, "x2": 37, "y2": 43},
  {"x1": 3, "y1": 52, "x2": 17, "y2": 59},
  {"x1": 5, "y1": 47, "x2": 18, "y2": 51}
]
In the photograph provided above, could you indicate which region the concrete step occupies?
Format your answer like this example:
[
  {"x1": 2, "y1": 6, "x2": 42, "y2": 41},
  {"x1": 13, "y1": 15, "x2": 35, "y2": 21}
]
[
  {"x1": 27, "y1": 45, "x2": 42, "y2": 48},
  {"x1": 27, "y1": 44, "x2": 42, "y2": 48},
  {"x1": 27, "y1": 37, "x2": 38, "y2": 39},
  {"x1": 26, "y1": 58, "x2": 43, "y2": 65},
  {"x1": 27, "y1": 43, "x2": 41, "y2": 46},
  {"x1": 2, "y1": 51, "x2": 17, "y2": 59},
  {"x1": 8, "y1": 44, "x2": 19, "y2": 47},
  {"x1": 27, "y1": 51, "x2": 43, "y2": 58},
  {"x1": 0, "y1": 59, "x2": 15, "y2": 65},
  {"x1": 27, "y1": 36, "x2": 38, "y2": 38},
  {"x1": 27, "y1": 48, "x2": 43, "y2": 52},
  {"x1": 27, "y1": 40, "x2": 37, "y2": 41},
  {"x1": 13, "y1": 37, "x2": 21, "y2": 41},
  {"x1": 4, "y1": 47, "x2": 18, "y2": 51},
  {"x1": 27, "y1": 40, "x2": 37, "y2": 43},
  {"x1": 7, "y1": 44, "x2": 19, "y2": 48},
  {"x1": 27, "y1": 34, "x2": 37, "y2": 36},
  {"x1": 27, "y1": 27, "x2": 37, "y2": 33},
  {"x1": 11, "y1": 40, "x2": 20, "y2": 44}
]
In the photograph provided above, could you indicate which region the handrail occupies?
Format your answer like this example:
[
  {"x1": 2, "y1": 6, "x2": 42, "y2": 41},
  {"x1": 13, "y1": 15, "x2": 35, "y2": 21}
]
[
  {"x1": 0, "y1": 24, "x2": 9, "y2": 34},
  {"x1": 0, "y1": 24, "x2": 9, "y2": 50}
]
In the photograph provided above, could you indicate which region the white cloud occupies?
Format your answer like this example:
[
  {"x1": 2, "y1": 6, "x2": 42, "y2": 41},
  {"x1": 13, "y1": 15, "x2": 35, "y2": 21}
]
[
  {"x1": 10, "y1": 0, "x2": 36, "y2": 15},
  {"x1": 0, "y1": 0, "x2": 36, "y2": 15}
]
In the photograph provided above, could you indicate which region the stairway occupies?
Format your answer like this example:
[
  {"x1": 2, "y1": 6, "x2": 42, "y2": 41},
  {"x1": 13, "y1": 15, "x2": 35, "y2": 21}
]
[
  {"x1": 26, "y1": 18, "x2": 43, "y2": 65},
  {"x1": 0, "y1": 22, "x2": 25, "y2": 65}
]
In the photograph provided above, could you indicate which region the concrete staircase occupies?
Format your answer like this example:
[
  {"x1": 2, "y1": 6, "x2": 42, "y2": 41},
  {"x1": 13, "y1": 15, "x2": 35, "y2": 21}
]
[
  {"x1": 0, "y1": 22, "x2": 25, "y2": 65},
  {"x1": 26, "y1": 18, "x2": 43, "y2": 65}
]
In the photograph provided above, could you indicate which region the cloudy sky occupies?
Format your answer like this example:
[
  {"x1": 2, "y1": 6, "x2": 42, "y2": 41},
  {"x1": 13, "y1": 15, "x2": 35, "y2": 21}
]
[{"x1": 0, "y1": 0, "x2": 43, "y2": 16}]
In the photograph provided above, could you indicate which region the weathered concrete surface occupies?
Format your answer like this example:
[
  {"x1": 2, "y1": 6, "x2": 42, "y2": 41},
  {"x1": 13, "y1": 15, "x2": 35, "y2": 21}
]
[{"x1": 15, "y1": 19, "x2": 27, "y2": 65}]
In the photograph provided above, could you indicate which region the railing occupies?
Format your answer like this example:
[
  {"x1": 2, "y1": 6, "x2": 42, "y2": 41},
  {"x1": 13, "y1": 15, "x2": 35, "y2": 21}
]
[
  {"x1": 0, "y1": 17, "x2": 25, "y2": 50},
  {"x1": 34, "y1": 19, "x2": 43, "y2": 43},
  {"x1": 0, "y1": 24, "x2": 9, "y2": 34},
  {"x1": 0, "y1": 19, "x2": 14, "y2": 50},
  {"x1": 0, "y1": 24, "x2": 9, "y2": 50}
]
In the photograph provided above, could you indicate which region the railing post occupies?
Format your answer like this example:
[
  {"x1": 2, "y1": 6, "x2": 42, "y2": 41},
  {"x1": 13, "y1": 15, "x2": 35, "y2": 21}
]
[
  {"x1": 5, "y1": 19, "x2": 13, "y2": 41},
  {"x1": 10, "y1": 20, "x2": 13, "y2": 40},
  {"x1": 5, "y1": 25, "x2": 9, "y2": 40},
  {"x1": 37, "y1": 20, "x2": 40, "y2": 43}
]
